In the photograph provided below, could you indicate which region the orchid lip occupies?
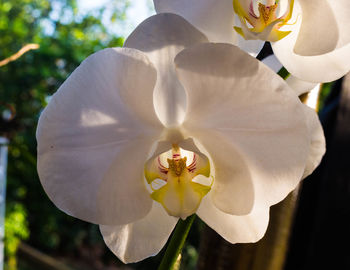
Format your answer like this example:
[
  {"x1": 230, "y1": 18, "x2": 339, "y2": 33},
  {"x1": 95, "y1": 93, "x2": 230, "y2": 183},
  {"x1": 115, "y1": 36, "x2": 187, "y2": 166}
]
[
  {"x1": 144, "y1": 142, "x2": 212, "y2": 219},
  {"x1": 233, "y1": 0, "x2": 295, "y2": 42}
]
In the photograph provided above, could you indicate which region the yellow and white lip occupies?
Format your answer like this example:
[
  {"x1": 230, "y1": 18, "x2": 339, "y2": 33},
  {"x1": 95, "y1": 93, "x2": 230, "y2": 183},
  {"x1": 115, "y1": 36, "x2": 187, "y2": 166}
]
[
  {"x1": 144, "y1": 142, "x2": 212, "y2": 220},
  {"x1": 233, "y1": 0, "x2": 295, "y2": 42}
]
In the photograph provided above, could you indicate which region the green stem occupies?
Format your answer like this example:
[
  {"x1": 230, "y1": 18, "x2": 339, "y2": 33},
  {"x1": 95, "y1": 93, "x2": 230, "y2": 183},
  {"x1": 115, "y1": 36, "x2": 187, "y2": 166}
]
[
  {"x1": 277, "y1": 67, "x2": 290, "y2": 80},
  {"x1": 157, "y1": 214, "x2": 196, "y2": 270}
]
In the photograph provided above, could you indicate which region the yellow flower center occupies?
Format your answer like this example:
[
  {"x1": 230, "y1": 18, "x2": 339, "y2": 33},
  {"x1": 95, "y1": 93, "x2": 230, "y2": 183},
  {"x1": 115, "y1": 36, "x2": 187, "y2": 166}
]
[
  {"x1": 233, "y1": 0, "x2": 295, "y2": 42},
  {"x1": 144, "y1": 143, "x2": 212, "y2": 219},
  {"x1": 258, "y1": 3, "x2": 278, "y2": 23},
  {"x1": 167, "y1": 157, "x2": 187, "y2": 177}
]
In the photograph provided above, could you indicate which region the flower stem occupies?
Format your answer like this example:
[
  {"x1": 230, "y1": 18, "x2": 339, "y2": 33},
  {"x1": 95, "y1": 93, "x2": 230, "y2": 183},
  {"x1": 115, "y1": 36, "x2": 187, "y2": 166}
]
[
  {"x1": 278, "y1": 67, "x2": 290, "y2": 80},
  {"x1": 157, "y1": 214, "x2": 196, "y2": 270}
]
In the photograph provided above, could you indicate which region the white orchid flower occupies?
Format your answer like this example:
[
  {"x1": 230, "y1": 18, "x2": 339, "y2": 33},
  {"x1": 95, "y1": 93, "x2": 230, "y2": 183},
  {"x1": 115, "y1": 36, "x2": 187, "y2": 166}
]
[
  {"x1": 37, "y1": 14, "x2": 325, "y2": 263},
  {"x1": 154, "y1": 0, "x2": 350, "y2": 83}
]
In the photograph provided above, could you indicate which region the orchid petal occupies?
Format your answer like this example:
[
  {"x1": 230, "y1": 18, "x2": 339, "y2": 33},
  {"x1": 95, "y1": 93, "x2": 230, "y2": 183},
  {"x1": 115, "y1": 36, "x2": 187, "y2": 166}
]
[
  {"x1": 272, "y1": 0, "x2": 350, "y2": 82},
  {"x1": 153, "y1": 0, "x2": 264, "y2": 56},
  {"x1": 100, "y1": 202, "x2": 177, "y2": 263},
  {"x1": 286, "y1": 75, "x2": 318, "y2": 96},
  {"x1": 197, "y1": 195, "x2": 269, "y2": 244},
  {"x1": 153, "y1": 0, "x2": 236, "y2": 44},
  {"x1": 125, "y1": 13, "x2": 208, "y2": 127},
  {"x1": 175, "y1": 43, "x2": 312, "y2": 213},
  {"x1": 294, "y1": 0, "x2": 340, "y2": 56},
  {"x1": 261, "y1": 55, "x2": 318, "y2": 96},
  {"x1": 302, "y1": 105, "x2": 326, "y2": 179},
  {"x1": 237, "y1": 36, "x2": 265, "y2": 57},
  {"x1": 37, "y1": 48, "x2": 161, "y2": 225},
  {"x1": 184, "y1": 131, "x2": 255, "y2": 216}
]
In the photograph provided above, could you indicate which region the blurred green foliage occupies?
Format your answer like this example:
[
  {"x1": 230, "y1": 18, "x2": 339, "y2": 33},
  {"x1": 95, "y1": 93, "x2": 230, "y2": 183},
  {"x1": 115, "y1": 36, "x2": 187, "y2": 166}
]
[
  {"x1": 319, "y1": 82, "x2": 334, "y2": 111},
  {"x1": 4, "y1": 203, "x2": 29, "y2": 269},
  {"x1": 0, "y1": 0, "x2": 126, "y2": 268}
]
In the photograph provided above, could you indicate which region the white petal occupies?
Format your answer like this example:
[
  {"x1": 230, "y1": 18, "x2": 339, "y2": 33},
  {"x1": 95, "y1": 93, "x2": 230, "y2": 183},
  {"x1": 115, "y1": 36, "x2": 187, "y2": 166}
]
[
  {"x1": 153, "y1": 0, "x2": 236, "y2": 44},
  {"x1": 294, "y1": 0, "x2": 348, "y2": 56},
  {"x1": 301, "y1": 105, "x2": 326, "y2": 179},
  {"x1": 237, "y1": 37, "x2": 265, "y2": 57},
  {"x1": 100, "y1": 202, "x2": 178, "y2": 263},
  {"x1": 175, "y1": 43, "x2": 311, "y2": 212},
  {"x1": 273, "y1": 0, "x2": 350, "y2": 82},
  {"x1": 125, "y1": 13, "x2": 208, "y2": 127},
  {"x1": 262, "y1": 54, "x2": 319, "y2": 96},
  {"x1": 153, "y1": 0, "x2": 264, "y2": 56},
  {"x1": 197, "y1": 195, "x2": 269, "y2": 244},
  {"x1": 286, "y1": 75, "x2": 318, "y2": 96},
  {"x1": 37, "y1": 48, "x2": 161, "y2": 225},
  {"x1": 187, "y1": 131, "x2": 255, "y2": 216}
]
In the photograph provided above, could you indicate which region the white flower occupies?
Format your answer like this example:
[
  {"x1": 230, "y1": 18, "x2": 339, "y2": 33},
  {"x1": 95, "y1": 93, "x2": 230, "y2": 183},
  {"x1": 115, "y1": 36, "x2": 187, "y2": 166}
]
[
  {"x1": 154, "y1": 0, "x2": 350, "y2": 83},
  {"x1": 36, "y1": 14, "x2": 325, "y2": 263}
]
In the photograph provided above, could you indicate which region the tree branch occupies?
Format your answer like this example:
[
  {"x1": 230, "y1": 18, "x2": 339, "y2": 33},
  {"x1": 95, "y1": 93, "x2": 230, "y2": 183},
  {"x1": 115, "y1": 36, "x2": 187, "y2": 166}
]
[{"x1": 0, "y1": 43, "x2": 40, "y2": 67}]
